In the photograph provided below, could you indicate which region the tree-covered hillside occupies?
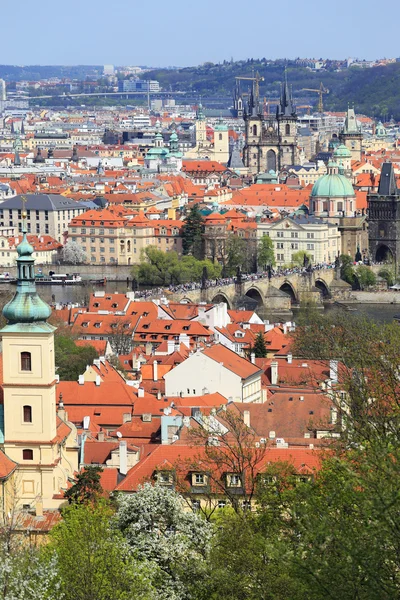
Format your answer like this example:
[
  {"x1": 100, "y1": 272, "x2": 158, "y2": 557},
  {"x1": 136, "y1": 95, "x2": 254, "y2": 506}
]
[{"x1": 144, "y1": 59, "x2": 400, "y2": 119}]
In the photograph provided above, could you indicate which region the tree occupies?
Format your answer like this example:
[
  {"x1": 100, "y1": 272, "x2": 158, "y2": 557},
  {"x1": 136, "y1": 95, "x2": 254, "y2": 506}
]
[
  {"x1": 253, "y1": 331, "x2": 267, "y2": 358},
  {"x1": 64, "y1": 466, "x2": 104, "y2": 504},
  {"x1": 182, "y1": 205, "x2": 205, "y2": 259},
  {"x1": 48, "y1": 502, "x2": 155, "y2": 600},
  {"x1": 340, "y1": 254, "x2": 355, "y2": 285},
  {"x1": 116, "y1": 483, "x2": 212, "y2": 600},
  {"x1": 107, "y1": 319, "x2": 133, "y2": 355},
  {"x1": 226, "y1": 234, "x2": 248, "y2": 275},
  {"x1": 132, "y1": 247, "x2": 222, "y2": 286},
  {"x1": 62, "y1": 241, "x2": 87, "y2": 265},
  {"x1": 378, "y1": 267, "x2": 395, "y2": 288},
  {"x1": 0, "y1": 478, "x2": 61, "y2": 600},
  {"x1": 291, "y1": 250, "x2": 311, "y2": 266},
  {"x1": 55, "y1": 334, "x2": 98, "y2": 381},
  {"x1": 355, "y1": 264, "x2": 376, "y2": 289},
  {"x1": 180, "y1": 408, "x2": 268, "y2": 516},
  {"x1": 257, "y1": 235, "x2": 275, "y2": 270}
]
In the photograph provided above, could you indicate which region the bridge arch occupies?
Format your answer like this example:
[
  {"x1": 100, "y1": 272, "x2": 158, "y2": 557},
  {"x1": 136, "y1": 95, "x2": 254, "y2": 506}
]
[
  {"x1": 314, "y1": 279, "x2": 331, "y2": 299},
  {"x1": 279, "y1": 281, "x2": 298, "y2": 304},
  {"x1": 244, "y1": 287, "x2": 265, "y2": 307},
  {"x1": 212, "y1": 293, "x2": 232, "y2": 308},
  {"x1": 375, "y1": 244, "x2": 393, "y2": 263}
]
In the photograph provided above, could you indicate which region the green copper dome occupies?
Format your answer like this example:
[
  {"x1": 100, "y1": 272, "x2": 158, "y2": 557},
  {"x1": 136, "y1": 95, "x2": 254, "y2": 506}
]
[
  {"x1": 2, "y1": 222, "x2": 52, "y2": 328},
  {"x1": 333, "y1": 144, "x2": 352, "y2": 159},
  {"x1": 311, "y1": 167, "x2": 355, "y2": 198}
]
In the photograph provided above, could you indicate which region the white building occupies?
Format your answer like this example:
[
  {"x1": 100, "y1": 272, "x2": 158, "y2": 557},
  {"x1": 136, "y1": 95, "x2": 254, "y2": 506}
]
[
  {"x1": 258, "y1": 214, "x2": 340, "y2": 266},
  {"x1": 164, "y1": 344, "x2": 263, "y2": 403}
]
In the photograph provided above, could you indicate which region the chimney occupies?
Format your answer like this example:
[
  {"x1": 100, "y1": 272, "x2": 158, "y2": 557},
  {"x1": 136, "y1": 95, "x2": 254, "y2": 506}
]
[
  {"x1": 145, "y1": 342, "x2": 153, "y2": 355},
  {"x1": 119, "y1": 441, "x2": 128, "y2": 476},
  {"x1": 93, "y1": 358, "x2": 101, "y2": 369},
  {"x1": 157, "y1": 391, "x2": 162, "y2": 400},
  {"x1": 78, "y1": 374, "x2": 84, "y2": 385},
  {"x1": 167, "y1": 339, "x2": 175, "y2": 355},
  {"x1": 153, "y1": 361, "x2": 158, "y2": 382},
  {"x1": 330, "y1": 360, "x2": 338, "y2": 383},
  {"x1": 98, "y1": 431, "x2": 105, "y2": 442},
  {"x1": 243, "y1": 410, "x2": 251, "y2": 427},
  {"x1": 95, "y1": 375, "x2": 101, "y2": 386},
  {"x1": 35, "y1": 499, "x2": 43, "y2": 517},
  {"x1": 271, "y1": 361, "x2": 278, "y2": 385},
  {"x1": 250, "y1": 352, "x2": 256, "y2": 364},
  {"x1": 283, "y1": 324, "x2": 287, "y2": 335},
  {"x1": 287, "y1": 353, "x2": 292, "y2": 364},
  {"x1": 138, "y1": 387, "x2": 144, "y2": 398}
]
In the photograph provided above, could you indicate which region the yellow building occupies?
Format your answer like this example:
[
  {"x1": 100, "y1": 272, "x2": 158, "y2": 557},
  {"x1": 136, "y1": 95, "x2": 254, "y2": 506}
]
[
  {"x1": 185, "y1": 106, "x2": 229, "y2": 164},
  {"x1": 0, "y1": 210, "x2": 78, "y2": 512}
]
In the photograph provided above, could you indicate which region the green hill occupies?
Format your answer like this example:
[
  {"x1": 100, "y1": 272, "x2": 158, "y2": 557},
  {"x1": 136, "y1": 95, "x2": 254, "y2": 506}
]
[{"x1": 143, "y1": 59, "x2": 400, "y2": 120}]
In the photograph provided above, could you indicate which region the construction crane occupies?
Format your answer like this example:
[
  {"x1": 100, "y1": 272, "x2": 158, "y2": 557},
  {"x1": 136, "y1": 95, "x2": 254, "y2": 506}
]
[
  {"x1": 235, "y1": 71, "x2": 264, "y2": 100},
  {"x1": 263, "y1": 97, "x2": 281, "y2": 116},
  {"x1": 297, "y1": 104, "x2": 313, "y2": 115},
  {"x1": 301, "y1": 83, "x2": 329, "y2": 113}
]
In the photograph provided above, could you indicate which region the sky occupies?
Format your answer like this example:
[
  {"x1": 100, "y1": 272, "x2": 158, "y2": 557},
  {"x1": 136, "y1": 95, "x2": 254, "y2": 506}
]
[{"x1": 2, "y1": 0, "x2": 399, "y2": 67}]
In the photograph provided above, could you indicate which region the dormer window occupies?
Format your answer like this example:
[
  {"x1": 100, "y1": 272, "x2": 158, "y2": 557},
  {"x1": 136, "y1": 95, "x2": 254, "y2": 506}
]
[
  {"x1": 227, "y1": 473, "x2": 242, "y2": 487},
  {"x1": 82, "y1": 322, "x2": 89, "y2": 328},
  {"x1": 111, "y1": 303, "x2": 118, "y2": 308},
  {"x1": 157, "y1": 471, "x2": 174, "y2": 485},
  {"x1": 21, "y1": 352, "x2": 31, "y2": 371},
  {"x1": 93, "y1": 303, "x2": 100, "y2": 308},
  {"x1": 183, "y1": 326, "x2": 190, "y2": 331},
  {"x1": 94, "y1": 323, "x2": 101, "y2": 328},
  {"x1": 165, "y1": 325, "x2": 171, "y2": 330}
]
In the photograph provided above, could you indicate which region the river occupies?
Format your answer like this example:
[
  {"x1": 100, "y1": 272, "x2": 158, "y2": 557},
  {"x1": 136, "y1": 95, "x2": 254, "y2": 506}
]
[{"x1": 0, "y1": 282, "x2": 398, "y2": 324}]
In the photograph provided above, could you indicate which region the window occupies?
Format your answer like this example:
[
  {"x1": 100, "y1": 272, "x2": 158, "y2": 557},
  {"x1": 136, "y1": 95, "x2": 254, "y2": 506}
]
[
  {"x1": 291, "y1": 243, "x2": 298, "y2": 250},
  {"x1": 307, "y1": 243, "x2": 314, "y2": 250},
  {"x1": 23, "y1": 449, "x2": 33, "y2": 460},
  {"x1": 307, "y1": 233, "x2": 314, "y2": 239},
  {"x1": 192, "y1": 500, "x2": 201, "y2": 511},
  {"x1": 252, "y1": 124, "x2": 257, "y2": 136},
  {"x1": 21, "y1": 352, "x2": 31, "y2": 371},
  {"x1": 277, "y1": 242, "x2": 284, "y2": 249},
  {"x1": 194, "y1": 473, "x2": 205, "y2": 485},
  {"x1": 218, "y1": 500, "x2": 226, "y2": 509},
  {"x1": 285, "y1": 123, "x2": 290, "y2": 135},
  {"x1": 276, "y1": 231, "x2": 284, "y2": 238},
  {"x1": 291, "y1": 232, "x2": 298, "y2": 238},
  {"x1": 228, "y1": 474, "x2": 241, "y2": 487},
  {"x1": 23, "y1": 405, "x2": 32, "y2": 423}
]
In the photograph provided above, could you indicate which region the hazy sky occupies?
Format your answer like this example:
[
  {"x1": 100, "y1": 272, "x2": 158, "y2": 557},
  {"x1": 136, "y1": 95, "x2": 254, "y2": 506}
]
[{"x1": 3, "y1": 0, "x2": 399, "y2": 66}]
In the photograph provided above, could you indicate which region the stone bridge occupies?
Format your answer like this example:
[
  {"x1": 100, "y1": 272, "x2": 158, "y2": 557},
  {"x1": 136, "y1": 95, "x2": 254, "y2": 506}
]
[{"x1": 167, "y1": 268, "x2": 350, "y2": 313}]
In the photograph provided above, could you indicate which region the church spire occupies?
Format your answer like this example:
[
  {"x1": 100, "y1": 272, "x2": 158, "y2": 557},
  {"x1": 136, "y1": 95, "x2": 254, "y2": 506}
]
[
  {"x1": 2, "y1": 198, "x2": 52, "y2": 328},
  {"x1": 277, "y1": 68, "x2": 296, "y2": 117}
]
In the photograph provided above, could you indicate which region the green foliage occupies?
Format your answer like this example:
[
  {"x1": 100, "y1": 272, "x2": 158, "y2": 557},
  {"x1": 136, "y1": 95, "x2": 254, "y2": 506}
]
[
  {"x1": 340, "y1": 254, "x2": 355, "y2": 284},
  {"x1": 378, "y1": 268, "x2": 394, "y2": 287},
  {"x1": 291, "y1": 250, "x2": 311, "y2": 266},
  {"x1": 182, "y1": 205, "x2": 204, "y2": 259},
  {"x1": 55, "y1": 334, "x2": 98, "y2": 381},
  {"x1": 257, "y1": 235, "x2": 275, "y2": 269},
  {"x1": 64, "y1": 466, "x2": 104, "y2": 505},
  {"x1": 226, "y1": 234, "x2": 249, "y2": 275},
  {"x1": 132, "y1": 246, "x2": 221, "y2": 285},
  {"x1": 355, "y1": 264, "x2": 377, "y2": 289},
  {"x1": 116, "y1": 483, "x2": 213, "y2": 600},
  {"x1": 48, "y1": 502, "x2": 155, "y2": 600},
  {"x1": 253, "y1": 332, "x2": 267, "y2": 358}
]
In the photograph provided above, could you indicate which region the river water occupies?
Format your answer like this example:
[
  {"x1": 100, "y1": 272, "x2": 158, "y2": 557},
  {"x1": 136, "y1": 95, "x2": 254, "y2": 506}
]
[{"x1": 0, "y1": 282, "x2": 398, "y2": 324}]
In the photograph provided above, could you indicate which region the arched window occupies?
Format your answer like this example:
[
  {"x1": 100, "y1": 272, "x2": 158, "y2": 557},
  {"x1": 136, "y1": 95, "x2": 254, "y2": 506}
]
[
  {"x1": 21, "y1": 352, "x2": 31, "y2": 371},
  {"x1": 23, "y1": 405, "x2": 32, "y2": 423},
  {"x1": 252, "y1": 124, "x2": 257, "y2": 136},
  {"x1": 219, "y1": 133, "x2": 222, "y2": 141},
  {"x1": 285, "y1": 124, "x2": 290, "y2": 135},
  {"x1": 22, "y1": 449, "x2": 33, "y2": 460}
]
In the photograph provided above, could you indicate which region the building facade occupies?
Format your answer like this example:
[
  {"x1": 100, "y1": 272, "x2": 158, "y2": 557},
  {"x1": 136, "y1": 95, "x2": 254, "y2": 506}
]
[
  {"x1": 367, "y1": 162, "x2": 400, "y2": 268},
  {"x1": 0, "y1": 212, "x2": 78, "y2": 511},
  {"x1": 243, "y1": 73, "x2": 298, "y2": 174},
  {"x1": 258, "y1": 215, "x2": 340, "y2": 266},
  {"x1": 0, "y1": 194, "x2": 87, "y2": 243}
]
